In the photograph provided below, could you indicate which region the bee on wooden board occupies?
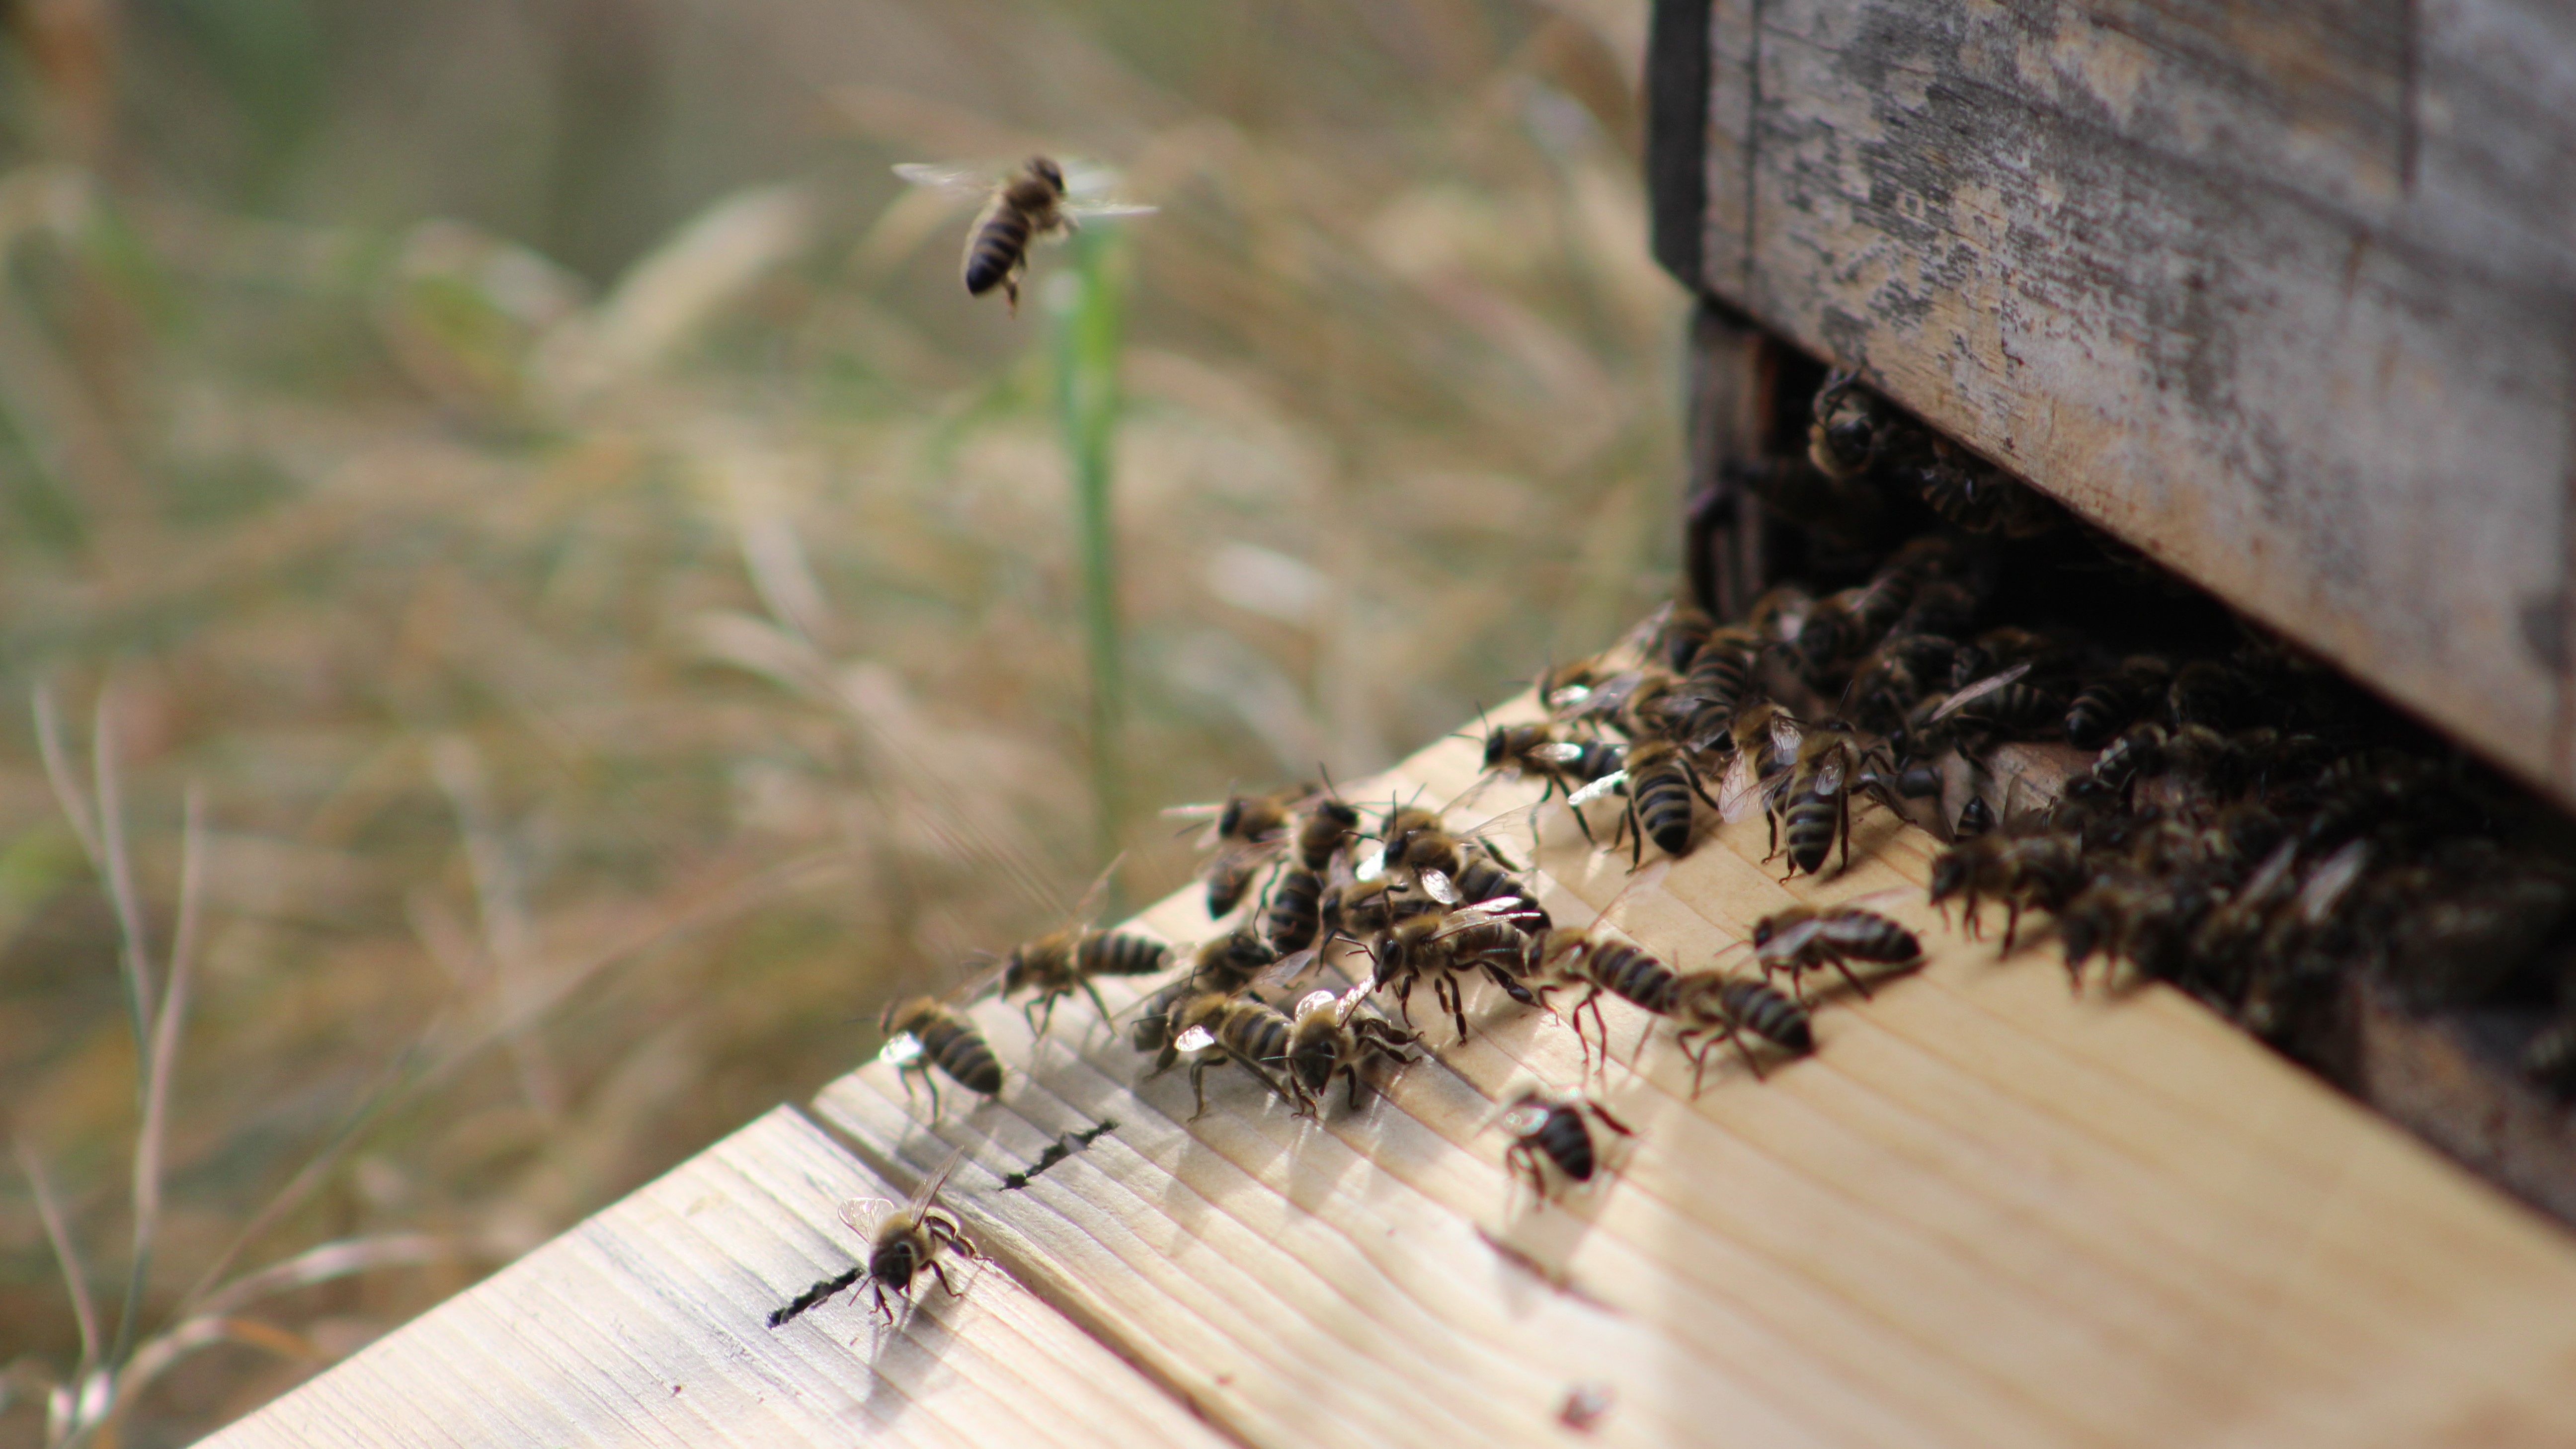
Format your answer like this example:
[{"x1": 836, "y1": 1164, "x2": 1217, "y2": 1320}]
[
  {"x1": 1669, "y1": 971, "x2": 1814, "y2": 1093},
  {"x1": 1367, "y1": 900, "x2": 1546, "y2": 1045},
  {"x1": 835, "y1": 1146, "x2": 983, "y2": 1328},
  {"x1": 878, "y1": 994, "x2": 1005, "y2": 1118},
  {"x1": 994, "y1": 857, "x2": 1174, "y2": 1034},
  {"x1": 1130, "y1": 927, "x2": 1279, "y2": 1072},
  {"x1": 1494, "y1": 1089, "x2": 1634, "y2": 1206},
  {"x1": 1163, "y1": 783, "x2": 1313, "y2": 917},
  {"x1": 1743, "y1": 900, "x2": 1924, "y2": 1005},
  {"x1": 1519, "y1": 906, "x2": 1687, "y2": 1070},
  {"x1": 894, "y1": 157, "x2": 1156, "y2": 313},
  {"x1": 1167, "y1": 990, "x2": 1301, "y2": 1119},
  {"x1": 1284, "y1": 982, "x2": 1423, "y2": 1114}
]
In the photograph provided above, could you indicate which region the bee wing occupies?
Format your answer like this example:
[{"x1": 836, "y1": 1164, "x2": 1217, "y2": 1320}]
[
  {"x1": 1811, "y1": 758, "x2": 1845, "y2": 799},
  {"x1": 2239, "y1": 838, "x2": 2300, "y2": 903},
  {"x1": 1294, "y1": 988, "x2": 1339, "y2": 1017},
  {"x1": 1419, "y1": 868, "x2": 1460, "y2": 905},
  {"x1": 892, "y1": 162, "x2": 999, "y2": 195},
  {"x1": 1835, "y1": 888, "x2": 1915, "y2": 912},
  {"x1": 1061, "y1": 198, "x2": 1159, "y2": 219},
  {"x1": 1173, "y1": 1024, "x2": 1217, "y2": 1053},
  {"x1": 1762, "y1": 916, "x2": 1828, "y2": 959},
  {"x1": 1717, "y1": 753, "x2": 1764, "y2": 822},
  {"x1": 2297, "y1": 840, "x2": 2371, "y2": 924},
  {"x1": 1496, "y1": 1104, "x2": 1551, "y2": 1136},
  {"x1": 1161, "y1": 802, "x2": 1227, "y2": 821},
  {"x1": 1929, "y1": 662, "x2": 2035, "y2": 722},
  {"x1": 1570, "y1": 669, "x2": 1646, "y2": 720},
  {"x1": 1769, "y1": 714, "x2": 1807, "y2": 761},
  {"x1": 904, "y1": 1142, "x2": 973, "y2": 1218},
  {"x1": 1253, "y1": 947, "x2": 1321, "y2": 993},
  {"x1": 1529, "y1": 741, "x2": 1589, "y2": 765},
  {"x1": 838, "y1": 1196, "x2": 894, "y2": 1236},
  {"x1": 876, "y1": 1032, "x2": 925, "y2": 1067},
  {"x1": 1065, "y1": 852, "x2": 1127, "y2": 930}
]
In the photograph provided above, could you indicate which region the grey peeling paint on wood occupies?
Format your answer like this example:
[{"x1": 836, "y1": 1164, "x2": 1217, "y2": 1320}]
[{"x1": 1660, "y1": 0, "x2": 2576, "y2": 806}]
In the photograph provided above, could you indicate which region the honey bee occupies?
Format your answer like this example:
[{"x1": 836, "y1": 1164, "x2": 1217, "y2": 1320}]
[
  {"x1": 1807, "y1": 368, "x2": 1889, "y2": 480},
  {"x1": 1131, "y1": 927, "x2": 1279, "y2": 1072},
  {"x1": 1293, "y1": 796, "x2": 1364, "y2": 872},
  {"x1": 1165, "y1": 783, "x2": 1311, "y2": 917},
  {"x1": 1495, "y1": 1090, "x2": 1634, "y2": 1205},
  {"x1": 1369, "y1": 903, "x2": 1544, "y2": 1044},
  {"x1": 1793, "y1": 572, "x2": 1918, "y2": 678},
  {"x1": 1284, "y1": 984, "x2": 1423, "y2": 1114},
  {"x1": 2054, "y1": 872, "x2": 2216, "y2": 992},
  {"x1": 1367, "y1": 796, "x2": 1529, "y2": 902},
  {"x1": 894, "y1": 158, "x2": 1156, "y2": 313},
  {"x1": 1000, "y1": 925, "x2": 1173, "y2": 1035},
  {"x1": 1653, "y1": 599, "x2": 1718, "y2": 671},
  {"x1": 1669, "y1": 971, "x2": 1814, "y2": 1092},
  {"x1": 1747, "y1": 902, "x2": 1923, "y2": 1004},
  {"x1": 771, "y1": 1145, "x2": 983, "y2": 1329},
  {"x1": 1665, "y1": 625, "x2": 1768, "y2": 749},
  {"x1": 878, "y1": 996, "x2": 1005, "y2": 1117},
  {"x1": 1772, "y1": 723, "x2": 1875, "y2": 879},
  {"x1": 1926, "y1": 829, "x2": 2086, "y2": 951},
  {"x1": 1481, "y1": 723, "x2": 1627, "y2": 813},
  {"x1": 839, "y1": 1146, "x2": 983, "y2": 1326},
  {"x1": 1168, "y1": 990, "x2": 1300, "y2": 1119},
  {"x1": 1901, "y1": 438, "x2": 2063, "y2": 537},
  {"x1": 1521, "y1": 921, "x2": 1684, "y2": 1069},
  {"x1": 1953, "y1": 794, "x2": 1997, "y2": 840},
  {"x1": 1266, "y1": 864, "x2": 1328, "y2": 954},
  {"x1": 996, "y1": 859, "x2": 1175, "y2": 1033},
  {"x1": 2065, "y1": 655, "x2": 2174, "y2": 749}
]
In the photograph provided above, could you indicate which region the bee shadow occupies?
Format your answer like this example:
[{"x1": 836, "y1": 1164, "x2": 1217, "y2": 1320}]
[{"x1": 850, "y1": 1272, "x2": 973, "y2": 1429}]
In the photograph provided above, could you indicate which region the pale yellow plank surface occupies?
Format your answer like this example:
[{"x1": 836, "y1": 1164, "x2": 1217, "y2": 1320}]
[
  {"x1": 812, "y1": 708, "x2": 2576, "y2": 1449},
  {"x1": 202, "y1": 1107, "x2": 1228, "y2": 1449}
]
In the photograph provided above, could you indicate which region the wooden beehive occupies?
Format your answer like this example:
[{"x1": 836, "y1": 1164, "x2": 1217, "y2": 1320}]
[
  {"x1": 197, "y1": 8, "x2": 2576, "y2": 1444},
  {"x1": 1648, "y1": 0, "x2": 2576, "y2": 809}
]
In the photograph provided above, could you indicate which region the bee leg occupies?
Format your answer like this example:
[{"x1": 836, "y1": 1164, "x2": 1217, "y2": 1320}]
[
  {"x1": 1730, "y1": 1023, "x2": 1767, "y2": 1082},
  {"x1": 931, "y1": 1258, "x2": 961, "y2": 1298},
  {"x1": 923, "y1": 1072, "x2": 944, "y2": 1119},
  {"x1": 1347, "y1": 1067, "x2": 1366, "y2": 1112},
  {"x1": 1835, "y1": 958, "x2": 1873, "y2": 999},
  {"x1": 1188, "y1": 1059, "x2": 1214, "y2": 1121},
  {"x1": 1837, "y1": 786, "x2": 1853, "y2": 875},
  {"x1": 1590, "y1": 1100, "x2": 1636, "y2": 1136},
  {"x1": 2003, "y1": 903, "x2": 2022, "y2": 954},
  {"x1": 1633, "y1": 1012, "x2": 1657, "y2": 1066},
  {"x1": 1684, "y1": 1036, "x2": 1711, "y2": 1097},
  {"x1": 1082, "y1": 977, "x2": 1117, "y2": 1026}
]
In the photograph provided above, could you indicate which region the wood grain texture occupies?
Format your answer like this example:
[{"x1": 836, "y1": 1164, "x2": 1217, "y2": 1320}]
[
  {"x1": 810, "y1": 710, "x2": 2576, "y2": 1449},
  {"x1": 1668, "y1": 0, "x2": 2576, "y2": 808},
  {"x1": 200, "y1": 1108, "x2": 1229, "y2": 1449}
]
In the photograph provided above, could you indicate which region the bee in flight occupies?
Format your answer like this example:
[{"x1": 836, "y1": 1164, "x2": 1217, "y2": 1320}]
[
  {"x1": 894, "y1": 157, "x2": 1157, "y2": 313},
  {"x1": 771, "y1": 1145, "x2": 982, "y2": 1329}
]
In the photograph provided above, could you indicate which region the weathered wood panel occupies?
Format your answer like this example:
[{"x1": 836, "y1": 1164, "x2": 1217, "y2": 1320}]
[
  {"x1": 1655, "y1": 0, "x2": 2576, "y2": 807},
  {"x1": 810, "y1": 712, "x2": 2576, "y2": 1449},
  {"x1": 200, "y1": 1109, "x2": 1228, "y2": 1449}
]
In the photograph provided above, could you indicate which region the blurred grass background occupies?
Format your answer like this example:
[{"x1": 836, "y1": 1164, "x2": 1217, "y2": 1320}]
[{"x1": 0, "y1": 0, "x2": 1681, "y2": 1441}]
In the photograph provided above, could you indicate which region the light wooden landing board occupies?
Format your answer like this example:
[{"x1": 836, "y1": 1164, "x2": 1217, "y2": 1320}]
[
  {"x1": 200, "y1": 1107, "x2": 1230, "y2": 1449},
  {"x1": 812, "y1": 707, "x2": 2576, "y2": 1449}
]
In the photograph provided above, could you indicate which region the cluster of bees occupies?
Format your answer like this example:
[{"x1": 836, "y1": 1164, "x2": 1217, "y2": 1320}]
[{"x1": 783, "y1": 359, "x2": 2576, "y2": 1335}]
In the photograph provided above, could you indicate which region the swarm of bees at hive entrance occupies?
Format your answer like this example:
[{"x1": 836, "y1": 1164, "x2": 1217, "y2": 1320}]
[{"x1": 812, "y1": 360, "x2": 2576, "y2": 1337}]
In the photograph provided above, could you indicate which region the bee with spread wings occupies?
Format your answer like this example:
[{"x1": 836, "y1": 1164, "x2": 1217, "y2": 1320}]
[
  {"x1": 770, "y1": 1144, "x2": 983, "y2": 1330},
  {"x1": 894, "y1": 157, "x2": 1157, "y2": 313}
]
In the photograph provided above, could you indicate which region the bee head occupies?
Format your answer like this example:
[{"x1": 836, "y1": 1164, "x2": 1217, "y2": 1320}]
[
  {"x1": 1927, "y1": 852, "x2": 1971, "y2": 904},
  {"x1": 1481, "y1": 729, "x2": 1511, "y2": 770},
  {"x1": 1030, "y1": 157, "x2": 1065, "y2": 192}
]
